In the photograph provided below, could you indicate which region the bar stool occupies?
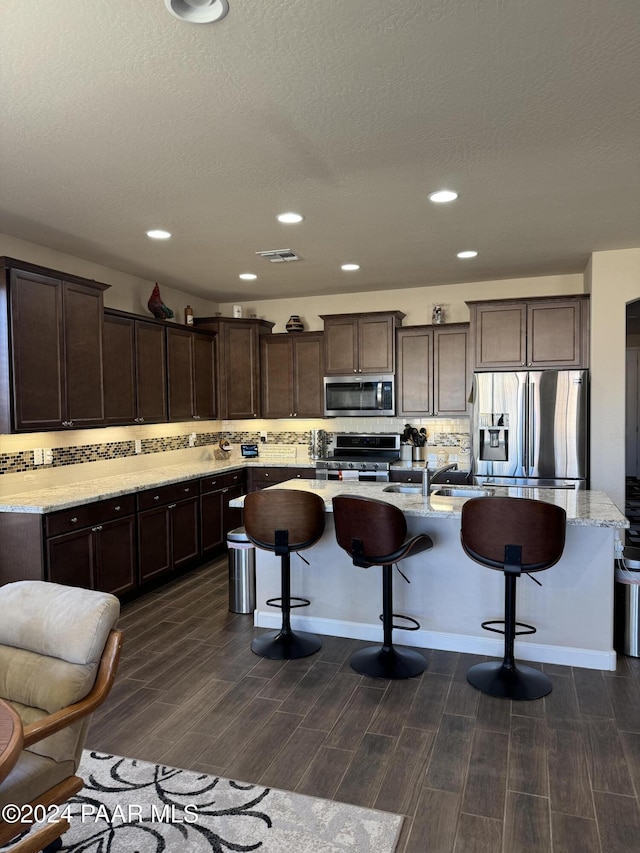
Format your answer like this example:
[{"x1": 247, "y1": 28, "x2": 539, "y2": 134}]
[
  {"x1": 244, "y1": 488, "x2": 325, "y2": 660},
  {"x1": 332, "y1": 495, "x2": 433, "y2": 679},
  {"x1": 460, "y1": 496, "x2": 566, "y2": 700}
]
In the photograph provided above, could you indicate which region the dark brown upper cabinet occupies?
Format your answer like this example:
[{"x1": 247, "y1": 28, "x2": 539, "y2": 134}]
[
  {"x1": 0, "y1": 259, "x2": 108, "y2": 432},
  {"x1": 396, "y1": 324, "x2": 471, "y2": 417},
  {"x1": 261, "y1": 332, "x2": 324, "y2": 418},
  {"x1": 468, "y1": 295, "x2": 590, "y2": 371},
  {"x1": 166, "y1": 326, "x2": 216, "y2": 422},
  {"x1": 103, "y1": 310, "x2": 168, "y2": 425},
  {"x1": 193, "y1": 317, "x2": 274, "y2": 419},
  {"x1": 321, "y1": 311, "x2": 405, "y2": 375}
]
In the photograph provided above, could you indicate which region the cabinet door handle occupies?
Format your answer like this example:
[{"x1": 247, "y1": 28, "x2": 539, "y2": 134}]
[
  {"x1": 91, "y1": 525, "x2": 103, "y2": 532},
  {"x1": 153, "y1": 495, "x2": 160, "y2": 501},
  {"x1": 183, "y1": 487, "x2": 190, "y2": 492},
  {"x1": 114, "y1": 505, "x2": 121, "y2": 511},
  {"x1": 232, "y1": 475, "x2": 238, "y2": 480},
  {"x1": 168, "y1": 503, "x2": 176, "y2": 509},
  {"x1": 70, "y1": 517, "x2": 78, "y2": 524},
  {"x1": 221, "y1": 487, "x2": 228, "y2": 493}
]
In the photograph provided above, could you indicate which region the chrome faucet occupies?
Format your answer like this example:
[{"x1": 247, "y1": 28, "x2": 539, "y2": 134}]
[{"x1": 422, "y1": 462, "x2": 459, "y2": 496}]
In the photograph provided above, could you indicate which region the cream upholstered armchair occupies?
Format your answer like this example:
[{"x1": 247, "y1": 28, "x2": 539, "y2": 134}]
[{"x1": 0, "y1": 581, "x2": 122, "y2": 852}]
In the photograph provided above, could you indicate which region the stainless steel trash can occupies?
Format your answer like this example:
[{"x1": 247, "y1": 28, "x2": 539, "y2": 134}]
[
  {"x1": 227, "y1": 527, "x2": 256, "y2": 614},
  {"x1": 614, "y1": 547, "x2": 640, "y2": 657}
]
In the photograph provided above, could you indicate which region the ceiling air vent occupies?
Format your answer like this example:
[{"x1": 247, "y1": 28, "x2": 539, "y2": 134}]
[{"x1": 255, "y1": 249, "x2": 301, "y2": 263}]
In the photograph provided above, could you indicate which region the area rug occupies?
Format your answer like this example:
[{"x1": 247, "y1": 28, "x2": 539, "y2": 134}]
[{"x1": 45, "y1": 751, "x2": 403, "y2": 852}]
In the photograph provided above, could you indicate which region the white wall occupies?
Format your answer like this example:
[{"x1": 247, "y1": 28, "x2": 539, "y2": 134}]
[
  {"x1": 0, "y1": 233, "x2": 220, "y2": 319},
  {"x1": 589, "y1": 249, "x2": 640, "y2": 510},
  {"x1": 219, "y1": 274, "x2": 584, "y2": 333}
]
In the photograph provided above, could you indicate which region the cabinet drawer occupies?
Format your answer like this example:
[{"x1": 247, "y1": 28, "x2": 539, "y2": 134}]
[
  {"x1": 46, "y1": 494, "x2": 136, "y2": 537},
  {"x1": 250, "y1": 466, "x2": 313, "y2": 485},
  {"x1": 199, "y1": 469, "x2": 246, "y2": 494},
  {"x1": 137, "y1": 480, "x2": 199, "y2": 511},
  {"x1": 389, "y1": 469, "x2": 423, "y2": 484}
]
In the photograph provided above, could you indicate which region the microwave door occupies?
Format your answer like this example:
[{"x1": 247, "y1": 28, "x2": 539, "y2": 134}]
[{"x1": 325, "y1": 381, "x2": 362, "y2": 413}]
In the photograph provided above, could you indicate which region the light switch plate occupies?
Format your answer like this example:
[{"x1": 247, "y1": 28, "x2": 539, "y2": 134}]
[
  {"x1": 33, "y1": 448, "x2": 44, "y2": 466},
  {"x1": 134, "y1": 439, "x2": 142, "y2": 454}
]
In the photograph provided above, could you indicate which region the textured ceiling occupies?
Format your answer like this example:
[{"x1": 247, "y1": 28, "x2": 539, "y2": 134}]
[{"x1": 2, "y1": 0, "x2": 640, "y2": 302}]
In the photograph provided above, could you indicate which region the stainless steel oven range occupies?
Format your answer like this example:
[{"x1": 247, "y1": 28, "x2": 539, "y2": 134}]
[{"x1": 315, "y1": 433, "x2": 401, "y2": 482}]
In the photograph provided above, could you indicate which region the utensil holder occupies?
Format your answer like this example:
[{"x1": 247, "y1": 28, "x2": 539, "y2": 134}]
[
  {"x1": 412, "y1": 446, "x2": 426, "y2": 462},
  {"x1": 400, "y1": 445, "x2": 412, "y2": 463}
]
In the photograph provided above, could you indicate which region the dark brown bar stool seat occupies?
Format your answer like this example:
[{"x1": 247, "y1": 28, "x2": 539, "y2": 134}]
[
  {"x1": 332, "y1": 495, "x2": 434, "y2": 679},
  {"x1": 244, "y1": 489, "x2": 326, "y2": 660},
  {"x1": 461, "y1": 496, "x2": 566, "y2": 700}
]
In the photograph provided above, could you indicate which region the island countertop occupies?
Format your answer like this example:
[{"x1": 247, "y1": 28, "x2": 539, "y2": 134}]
[{"x1": 229, "y1": 478, "x2": 628, "y2": 529}]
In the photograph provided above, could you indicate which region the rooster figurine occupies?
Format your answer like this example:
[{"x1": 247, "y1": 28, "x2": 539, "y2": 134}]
[{"x1": 147, "y1": 283, "x2": 174, "y2": 320}]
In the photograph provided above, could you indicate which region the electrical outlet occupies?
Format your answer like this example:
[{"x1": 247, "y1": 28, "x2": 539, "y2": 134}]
[
  {"x1": 614, "y1": 535, "x2": 625, "y2": 559},
  {"x1": 260, "y1": 431, "x2": 267, "y2": 444},
  {"x1": 43, "y1": 448, "x2": 53, "y2": 465},
  {"x1": 188, "y1": 432, "x2": 196, "y2": 447},
  {"x1": 33, "y1": 448, "x2": 44, "y2": 466},
  {"x1": 134, "y1": 439, "x2": 142, "y2": 454}
]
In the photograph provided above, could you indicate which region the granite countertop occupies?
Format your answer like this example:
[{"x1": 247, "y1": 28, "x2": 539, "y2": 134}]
[
  {"x1": 229, "y1": 478, "x2": 629, "y2": 529},
  {"x1": 0, "y1": 456, "x2": 315, "y2": 514},
  {"x1": 0, "y1": 456, "x2": 628, "y2": 529}
]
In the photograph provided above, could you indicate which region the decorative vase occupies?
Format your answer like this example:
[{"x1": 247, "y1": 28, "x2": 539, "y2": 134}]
[
  {"x1": 432, "y1": 305, "x2": 445, "y2": 325},
  {"x1": 286, "y1": 314, "x2": 304, "y2": 332}
]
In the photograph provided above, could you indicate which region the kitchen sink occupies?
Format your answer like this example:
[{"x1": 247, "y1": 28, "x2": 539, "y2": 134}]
[
  {"x1": 431, "y1": 487, "x2": 493, "y2": 498},
  {"x1": 382, "y1": 484, "x2": 423, "y2": 494}
]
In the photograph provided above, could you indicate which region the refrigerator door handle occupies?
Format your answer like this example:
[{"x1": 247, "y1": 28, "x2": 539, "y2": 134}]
[
  {"x1": 520, "y1": 375, "x2": 529, "y2": 476},
  {"x1": 528, "y1": 377, "x2": 536, "y2": 477}
]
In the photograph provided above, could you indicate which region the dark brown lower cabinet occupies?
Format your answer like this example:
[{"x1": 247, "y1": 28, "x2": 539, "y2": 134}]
[
  {"x1": 200, "y1": 469, "x2": 246, "y2": 558},
  {"x1": 247, "y1": 466, "x2": 314, "y2": 491},
  {"x1": 137, "y1": 480, "x2": 200, "y2": 583},
  {"x1": 46, "y1": 503, "x2": 137, "y2": 596}
]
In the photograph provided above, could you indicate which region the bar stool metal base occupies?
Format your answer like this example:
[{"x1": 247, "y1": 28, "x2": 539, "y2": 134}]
[
  {"x1": 466, "y1": 661, "x2": 552, "y2": 700},
  {"x1": 350, "y1": 645, "x2": 426, "y2": 680},
  {"x1": 251, "y1": 629, "x2": 322, "y2": 660}
]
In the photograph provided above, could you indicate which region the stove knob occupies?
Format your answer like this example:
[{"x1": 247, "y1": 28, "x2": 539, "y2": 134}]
[
  {"x1": 360, "y1": 462, "x2": 366, "y2": 470},
  {"x1": 373, "y1": 463, "x2": 379, "y2": 470},
  {"x1": 348, "y1": 462, "x2": 354, "y2": 469}
]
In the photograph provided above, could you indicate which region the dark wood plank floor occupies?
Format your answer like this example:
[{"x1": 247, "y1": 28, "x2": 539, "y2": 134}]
[{"x1": 86, "y1": 559, "x2": 640, "y2": 852}]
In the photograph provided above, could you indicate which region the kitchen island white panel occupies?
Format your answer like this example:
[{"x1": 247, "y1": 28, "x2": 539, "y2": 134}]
[{"x1": 230, "y1": 480, "x2": 627, "y2": 671}]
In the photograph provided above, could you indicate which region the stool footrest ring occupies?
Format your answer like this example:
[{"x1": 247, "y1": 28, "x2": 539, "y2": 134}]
[
  {"x1": 266, "y1": 596, "x2": 311, "y2": 610},
  {"x1": 379, "y1": 613, "x2": 421, "y2": 632},
  {"x1": 481, "y1": 619, "x2": 537, "y2": 637}
]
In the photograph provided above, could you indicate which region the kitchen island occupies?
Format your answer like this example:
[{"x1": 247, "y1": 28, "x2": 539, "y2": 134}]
[{"x1": 230, "y1": 480, "x2": 628, "y2": 671}]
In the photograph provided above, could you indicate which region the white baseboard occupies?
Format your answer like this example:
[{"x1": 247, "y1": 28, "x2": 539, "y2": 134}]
[{"x1": 254, "y1": 611, "x2": 617, "y2": 671}]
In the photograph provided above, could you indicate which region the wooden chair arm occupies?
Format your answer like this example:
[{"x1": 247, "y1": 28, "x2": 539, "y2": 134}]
[
  {"x1": 5, "y1": 818, "x2": 70, "y2": 853},
  {"x1": 22, "y1": 629, "x2": 123, "y2": 748}
]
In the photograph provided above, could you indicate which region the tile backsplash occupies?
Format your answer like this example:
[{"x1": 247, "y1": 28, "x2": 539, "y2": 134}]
[{"x1": 0, "y1": 416, "x2": 470, "y2": 482}]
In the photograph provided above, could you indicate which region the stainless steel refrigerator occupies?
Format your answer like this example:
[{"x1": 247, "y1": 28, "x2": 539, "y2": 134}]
[{"x1": 471, "y1": 370, "x2": 588, "y2": 489}]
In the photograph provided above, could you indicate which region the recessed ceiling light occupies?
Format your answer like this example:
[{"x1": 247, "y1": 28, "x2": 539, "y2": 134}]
[
  {"x1": 277, "y1": 212, "x2": 304, "y2": 224},
  {"x1": 428, "y1": 190, "x2": 458, "y2": 203},
  {"x1": 146, "y1": 229, "x2": 171, "y2": 239},
  {"x1": 239, "y1": 273, "x2": 257, "y2": 281},
  {"x1": 164, "y1": 0, "x2": 229, "y2": 24},
  {"x1": 341, "y1": 264, "x2": 360, "y2": 271},
  {"x1": 457, "y1": 250, "x2": 478, "y2": 259}
]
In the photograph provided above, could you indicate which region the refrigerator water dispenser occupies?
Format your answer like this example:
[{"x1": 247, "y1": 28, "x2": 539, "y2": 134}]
[{"x1": 479, "y1": 427, "x2": 508, "y2": 461}]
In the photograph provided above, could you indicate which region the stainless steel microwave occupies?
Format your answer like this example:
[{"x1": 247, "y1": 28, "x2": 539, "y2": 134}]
[{"x1": 324, "y1": 375, "x2": 395, "y2": 417}]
